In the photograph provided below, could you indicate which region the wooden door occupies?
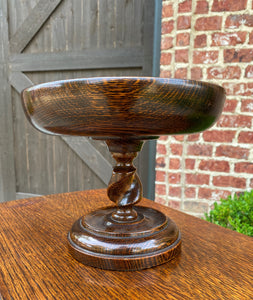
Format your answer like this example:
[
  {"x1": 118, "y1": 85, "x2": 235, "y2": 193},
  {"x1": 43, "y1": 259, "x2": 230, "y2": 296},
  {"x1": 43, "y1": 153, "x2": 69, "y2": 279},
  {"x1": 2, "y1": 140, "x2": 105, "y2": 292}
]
[{"x1": 0, "y1": 0, "x2": 156, "y2": 202}]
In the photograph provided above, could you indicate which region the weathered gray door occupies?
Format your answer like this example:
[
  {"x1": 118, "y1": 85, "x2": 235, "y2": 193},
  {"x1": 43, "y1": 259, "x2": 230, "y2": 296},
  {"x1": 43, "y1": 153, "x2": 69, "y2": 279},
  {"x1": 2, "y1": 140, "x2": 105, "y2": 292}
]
[{"x1": 0, "y1": 0, "x2": 157, "y2": 202}]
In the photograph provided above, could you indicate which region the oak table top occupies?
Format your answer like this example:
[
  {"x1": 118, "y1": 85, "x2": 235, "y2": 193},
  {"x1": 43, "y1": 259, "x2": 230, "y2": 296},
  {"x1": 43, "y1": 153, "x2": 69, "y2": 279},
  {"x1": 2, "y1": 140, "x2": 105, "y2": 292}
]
[{"x1": 0, "y1": 189, "x2": 252, "y2": 300}]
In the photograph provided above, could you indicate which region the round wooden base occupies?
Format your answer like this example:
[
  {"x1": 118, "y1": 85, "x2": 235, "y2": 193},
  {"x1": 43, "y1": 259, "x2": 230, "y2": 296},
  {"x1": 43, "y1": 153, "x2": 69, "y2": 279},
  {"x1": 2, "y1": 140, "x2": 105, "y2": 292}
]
[{"x1": 68, "y1": 206, "x2": 181, "y2": 271}]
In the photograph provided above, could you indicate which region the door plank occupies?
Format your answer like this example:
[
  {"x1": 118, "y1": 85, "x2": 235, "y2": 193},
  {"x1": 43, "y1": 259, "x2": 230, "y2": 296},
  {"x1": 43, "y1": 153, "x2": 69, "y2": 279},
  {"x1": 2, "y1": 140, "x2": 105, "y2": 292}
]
[
  {"x1": 16, "y1": 192, "x2": 42, "y2": 200},
  {"x1": 7, "y1": 0, "x2": 155, "y2": 199},
  {"x1": 62, "y1": 137, "x2": 112, "y2": 185},
  {"x1": 0, "y1": 0, "x2": 16, "y2": 202},
  {"x1": 10, "y1": 72, "x2": 112, "y2": 185},
  {"x1": 9, "y1": 0, "x2": 63, "y2": 53},
  {"x1": 10, "y1": 48, "x2": 144, "y2": 72},
  {"x1": 142, "y1": 0, "x2": 154, "y2": 76},
  {"x1": 9, "y1": 71, "x2": 33, "y2": 94}
]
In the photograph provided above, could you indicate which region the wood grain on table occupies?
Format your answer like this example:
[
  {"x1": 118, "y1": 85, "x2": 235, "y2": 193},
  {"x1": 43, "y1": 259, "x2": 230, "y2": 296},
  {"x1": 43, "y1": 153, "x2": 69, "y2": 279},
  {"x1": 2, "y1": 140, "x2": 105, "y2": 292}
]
[{"x1": 0, "y1": 189, "x2": 252, "y2": 299}]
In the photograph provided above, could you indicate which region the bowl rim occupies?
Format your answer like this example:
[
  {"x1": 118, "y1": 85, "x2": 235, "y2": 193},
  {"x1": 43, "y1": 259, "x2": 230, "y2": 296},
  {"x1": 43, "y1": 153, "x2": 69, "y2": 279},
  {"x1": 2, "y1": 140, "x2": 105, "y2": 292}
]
[{"x1": 22, "y1": 76, "x2": 226, "y2": 95}]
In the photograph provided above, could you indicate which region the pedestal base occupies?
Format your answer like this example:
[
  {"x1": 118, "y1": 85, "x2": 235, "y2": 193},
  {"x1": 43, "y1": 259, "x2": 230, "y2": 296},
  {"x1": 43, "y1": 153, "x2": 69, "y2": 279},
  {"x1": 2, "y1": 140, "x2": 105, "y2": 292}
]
[{"x1": 68, "y1": 206, "x2": 181, "y2": 271}]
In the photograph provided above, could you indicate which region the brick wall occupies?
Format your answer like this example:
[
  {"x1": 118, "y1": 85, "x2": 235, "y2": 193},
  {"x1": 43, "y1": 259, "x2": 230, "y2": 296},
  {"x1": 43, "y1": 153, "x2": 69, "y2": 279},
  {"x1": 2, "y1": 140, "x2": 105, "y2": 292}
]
[{"x1": 156, "y1": 0, "x2": 253, "y2": 217}]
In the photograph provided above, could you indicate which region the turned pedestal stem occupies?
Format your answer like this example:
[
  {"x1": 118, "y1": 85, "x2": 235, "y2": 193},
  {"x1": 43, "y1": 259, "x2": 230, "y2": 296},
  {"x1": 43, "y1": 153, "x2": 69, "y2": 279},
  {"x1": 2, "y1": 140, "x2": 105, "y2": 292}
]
[{"x1": 106, "y1": 139, "x2": 144, "y2": 223}]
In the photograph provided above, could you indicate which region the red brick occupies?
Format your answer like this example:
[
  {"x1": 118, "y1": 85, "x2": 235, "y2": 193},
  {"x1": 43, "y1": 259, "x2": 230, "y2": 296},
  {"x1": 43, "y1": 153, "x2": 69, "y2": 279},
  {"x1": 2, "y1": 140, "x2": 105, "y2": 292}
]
[
  {"x1": 195, "y1": 16, "x2": 222, "y2": 31},
  {"x1": 193, "y1": 51, "x2": 218, "y2": 64},
  {"x1": 219, "y1": 190, "x2": 233, "y2": 200},
  {"x1": 159, "y1": 136, "x2": 168, "y2": 141},
  {"x1": 211, "y1": 32, "x2": 247, "y2": 46},
  {"x1": 168, "y1": 173, "x2": 181, "y2": 184},
  {"x1": 235, "y1": 162, "x2": 253, "y2": 173},
  {"x1": 199, "y1": 160, "x2": 230, "y2": 172},
  {"x1": 177, "y1": 16, "x2": 191, "y2": 30},
  {"x1": 250, "y1": 179, "x2": 253, "y2": 188},
  {"x1": 224, "y1": 49, "x2": 253, "y2": 63},
  {"x1": 212, "y1": 0, "x2": 247, "y2": 11},
  {"x1": 245, "y1": 65, "x2": 253, "y2": 78},
  {"x1": 186, "y1": 173, "x2": 210, "y2": 185},
  {"x1": 191, "y1": 67, "x2": 203, "y2": 80},
  {"x1": 185, "y1": 159, "x2": 195, "y2": 169},
  {"x1": 187, "y1": 144, "x2": 213, "y2": 156},
  {"x1": 170, "y1": 144, "x2": 183, "y2": 155},
  {"x1": 194, "y1": 34, "x2": 207, "y2": 48},
  {"x1": 179, "y1": 0, "x2": 192, "y2": 13},
  {"x1": 160, "y1": 70, "x2": 172, "y2": 78},
  {"x1": 175, "y1": 68, "x2": 187, "y2": 79},
  {"x1": 225, "y1": 14, "x2": 253, "y2": 28},
  {"x1": 249, "y1": 32, "x2": 253, "y2": 44},
  {"x1": 161, "y1": 20, "x2": 174, "y2": 34},
  {"x1": 226, "y1": 67, "x2": 242, "y2": 79},
  {"x1": 222, "y1": 82, "x2": 245, "y2": 96},
  {"x1": 173, "y1": 135, "x2": 184, "y2": 141},
  {"x1": 187, "y1": 134, "x2": 200, "y2": 141},
  {"x1": 169, "y1": 158, "x2": 181, "y2": 170},
  {"x1": 241, "y1": 99, "x2": 253, "y2": 112},
  {"x1": 223, "y1": 99, "x2": 238, "y2": 113},
  {"x1": 156, "y1": 157, "x2": 166, "y2": 168},
  {"x1": 213, "y1": 176, "x2": 246, "y2": 189},
  {"x1": 161, "y1": 36, "x2": 173, "y2": 50},
  {"x1": 198, "y1": 188, "x2": 212, "y2": 199},
  {"x1": 155, "y1": 197, "x2": 166, "y2": 206},
  {"x1": 176, "y1": 32, "x2": 190, "y2": 46},
  {"x1": 195, "y1": 1, "x2": 209, "y2": 14},
  {"x1": 198, "y1": 188, "x2": 230, "y2": 200},
  {"x1": 168, "y1": 200, "x2": 181, "y2": 210},
  {"x1": 160, "y1": 52, "x2": 172, "y2": 65},
  {"x1": 185, "y1": 187, "x2": 196, "y2": 198},
  {"x1": 156, "y1": 170, "x2": 166, "y2": 182},
  {"x1": 217, "y1": 115, "x2": 252, "y2": 128},
  {"x1": 238, "y1": 131, "x2": 253, "y2": 143},
  {"x1": 207, "y1": 66, "x2": 241, "y2": 79},
  {"x1": 222, "y1": 82, "x2": 253, "y2": 96},
  {"x1": 184, "y1": 201, "x2": 208, "y2": 213},
  {"x1": 169, "y1": 186, "x2": 182, "y2": 198},
  {"x1": 216, "y1": 145, "x2": 249, "y2": 159},
  {"x1": 162, "y1": 4, "x2": 173, "y2": 18},
  {"x1": 226, "y1": 15, "x2": 241, "y2": 28},
  {"x1": 157, "y1": 143, "x2": 166, "y2": 155},
  {"x1": 203, "y1": 130, "x2": 235, "y2": 142},
  {"x1": 175, "y1": 49, "x2": 189, "y2": 63},
  {"x1": 155, "y1": 184, "x2": 166, "y2": 195}
]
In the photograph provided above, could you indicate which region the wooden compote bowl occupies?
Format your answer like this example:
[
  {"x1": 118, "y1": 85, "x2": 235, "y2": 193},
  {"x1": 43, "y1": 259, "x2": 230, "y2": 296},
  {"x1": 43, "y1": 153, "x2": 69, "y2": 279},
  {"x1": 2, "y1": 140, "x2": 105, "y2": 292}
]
[{"x1": 22, "y1": 77, "x2": 225, "y2": 271}]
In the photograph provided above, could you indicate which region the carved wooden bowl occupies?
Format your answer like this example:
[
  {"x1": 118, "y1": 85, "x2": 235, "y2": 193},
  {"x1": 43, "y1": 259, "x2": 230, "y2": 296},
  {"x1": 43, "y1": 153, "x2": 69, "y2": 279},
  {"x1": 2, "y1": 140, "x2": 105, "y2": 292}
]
[
  {"x1": 22, "y1": 77, "x2": 225, "y2": 138},
  {"x1": 22, "y1": 77, "x2": 226, "y2": 271}
]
